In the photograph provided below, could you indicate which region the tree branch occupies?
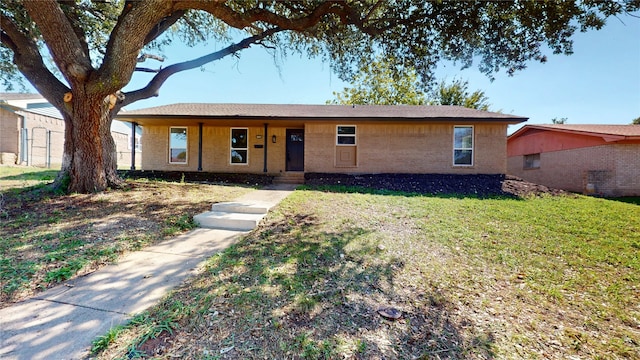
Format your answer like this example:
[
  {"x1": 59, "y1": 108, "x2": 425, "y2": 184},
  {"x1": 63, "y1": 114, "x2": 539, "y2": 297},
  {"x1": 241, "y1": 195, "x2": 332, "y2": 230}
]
[
  {"x1": 22, "y1": 0, "x2": 94, "y2": 84},
  {"x1": 0, "y1": 14, "x2": 69, "y2": 111},
  {"x1": 58, "y1": 1, "x2": 91, "y2": 59},
  {"x1": 134, "y1": 67, "x2": 162, "y2": 73},
  {"x1": 143, "y1": 9, "x2": 187, "y2": 46},
  {"x1": 137, "y1": 53, "x2": 165, "y2": 63},
  {"x1": 117, "y1": 28, "x2": 282, "y2": 110},
  {"x1": 174, "y1": 1, "x2": 363, "y2": 33},
  {"x1": 96, "y1": 0, "x2": 175, "y2": 94}
]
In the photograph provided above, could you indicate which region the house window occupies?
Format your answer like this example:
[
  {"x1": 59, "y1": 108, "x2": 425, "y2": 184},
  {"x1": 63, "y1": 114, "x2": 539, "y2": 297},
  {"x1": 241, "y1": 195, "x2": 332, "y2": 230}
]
[
  {"x1": 128, "y1": 135, "x2": 141, "y2": 151},
  {"x1": 169, "y1": 127, "x2": 187, "y2": 164},
  {"x1": 524, "y1": 153, "x2": 540, "y2": 169},
  {"x1": 337, "y1": 125, "x2": 356, "y2": 145},
  {"x1": 453, "y1": 125, "x2": 473, "y2": 166},
  {"x1": 230, "y1": 128, "x2": 248, "y2": 164}
]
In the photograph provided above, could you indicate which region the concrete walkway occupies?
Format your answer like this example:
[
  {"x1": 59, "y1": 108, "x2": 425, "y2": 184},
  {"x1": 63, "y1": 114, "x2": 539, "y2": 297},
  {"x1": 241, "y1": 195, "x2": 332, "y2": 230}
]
[{"x1": 0, "y1": 184, "x2": 296, "y2": 360}]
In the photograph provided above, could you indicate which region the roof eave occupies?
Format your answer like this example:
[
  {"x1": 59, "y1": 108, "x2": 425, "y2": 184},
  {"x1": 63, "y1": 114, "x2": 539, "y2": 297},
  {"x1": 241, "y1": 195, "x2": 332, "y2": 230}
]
[{"x1": 116, "y1": 114, "x2": 527, "y2": 124}]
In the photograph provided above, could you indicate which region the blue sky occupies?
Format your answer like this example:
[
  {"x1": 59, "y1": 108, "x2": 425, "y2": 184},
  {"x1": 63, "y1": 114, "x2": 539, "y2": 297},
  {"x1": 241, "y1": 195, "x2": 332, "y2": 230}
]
[{"x1": 70, "y1": 14, "x2": 639, "y2": 131}]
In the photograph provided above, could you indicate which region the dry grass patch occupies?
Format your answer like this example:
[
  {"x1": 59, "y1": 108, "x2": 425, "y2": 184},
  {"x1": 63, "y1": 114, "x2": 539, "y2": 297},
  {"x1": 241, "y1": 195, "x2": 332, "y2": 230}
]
[
  {"x1": 95, "y1": 188, "x2": 639, "y2": 359},
  {"x1": 0, "y1": 166, "x2": 252, "y2": 307}
]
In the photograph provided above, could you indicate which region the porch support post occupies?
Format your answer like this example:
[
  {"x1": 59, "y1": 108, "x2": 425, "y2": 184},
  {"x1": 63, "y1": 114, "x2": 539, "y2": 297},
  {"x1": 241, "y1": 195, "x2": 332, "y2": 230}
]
[
  {"x1": 198, "y1": 122, "x2": 203, "y2": 171},
  {"x1": 263, "y1": 123, "x2": 268, "y2": 173},
  {"x1": 130, "y1": 122, "x2": 137, "y2": 170}
]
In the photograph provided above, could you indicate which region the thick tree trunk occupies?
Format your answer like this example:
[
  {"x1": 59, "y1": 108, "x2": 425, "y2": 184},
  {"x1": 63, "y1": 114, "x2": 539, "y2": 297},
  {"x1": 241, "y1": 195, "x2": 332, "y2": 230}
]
[{"x1": 55, "y1": 94, "x2": 122, "y2": 193}]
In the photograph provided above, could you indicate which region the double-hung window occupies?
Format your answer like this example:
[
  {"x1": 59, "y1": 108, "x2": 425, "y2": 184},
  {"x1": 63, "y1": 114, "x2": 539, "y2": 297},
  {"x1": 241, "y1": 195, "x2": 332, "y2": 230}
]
[
  {"x1": 230, "y1": 128, "x2": 248, "y2": 164},
  {"x1": 337, "y1": 125, "x2": 356, "y2": 145},
  {"x1": 453, "y1": 126, "x2": 473, "y2": 166},
  {"x1": 169, "y1": 127, "x2": 187, "y2": 164}
]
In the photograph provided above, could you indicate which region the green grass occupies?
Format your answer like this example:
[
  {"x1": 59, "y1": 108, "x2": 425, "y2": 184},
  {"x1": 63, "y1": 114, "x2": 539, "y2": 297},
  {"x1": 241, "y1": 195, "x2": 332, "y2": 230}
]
[
  {"x1": 0, "y1": 165, "x2": 59, "y2": 182},
  {"x1": 0, "y1": 173, "x2": 252, "y2": 305},
  {"x1": 95, "y1": 188, "x2": 640, "y2": 359}
]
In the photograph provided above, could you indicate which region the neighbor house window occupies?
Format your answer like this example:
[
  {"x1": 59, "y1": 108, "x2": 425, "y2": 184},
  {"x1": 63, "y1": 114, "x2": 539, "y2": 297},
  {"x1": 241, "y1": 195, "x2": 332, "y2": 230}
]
[
  {"x1": 337, "y1": 125, "x2": 356, "y2": 145},
  {"x1": 453, "y1": 126, "x2": 473, "y2": 166},
  {"x1": 524, "y1": 153, "x2": 540, "y2": 169},
  {"x1": 169, "y1": 127, "x2": 187, "y2": 164},
  {"x1": 128, "y1": 135, "x2": 141, "y2": 151},
  {"x1": 230, "y1": 128, "x2": 248, "y2": 164}
]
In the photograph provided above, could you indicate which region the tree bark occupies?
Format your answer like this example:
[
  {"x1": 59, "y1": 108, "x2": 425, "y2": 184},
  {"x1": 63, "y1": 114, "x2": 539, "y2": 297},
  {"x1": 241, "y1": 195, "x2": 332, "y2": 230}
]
[{"x1": 57, "y1": 94, "x2": 121, "y2": 193}]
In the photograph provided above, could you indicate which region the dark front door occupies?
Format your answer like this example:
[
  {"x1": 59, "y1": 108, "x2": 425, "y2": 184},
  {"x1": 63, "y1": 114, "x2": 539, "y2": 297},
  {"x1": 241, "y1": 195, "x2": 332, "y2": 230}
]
[{"x1": 286, "y1": 129, "x2": 304, "y2": 171}]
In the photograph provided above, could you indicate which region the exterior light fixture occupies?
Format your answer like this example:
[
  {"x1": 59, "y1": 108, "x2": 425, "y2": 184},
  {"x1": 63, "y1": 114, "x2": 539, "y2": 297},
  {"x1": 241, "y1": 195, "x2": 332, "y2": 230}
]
[{"x1": 272, "y1": 135, "x2": 277, "y2": 143}]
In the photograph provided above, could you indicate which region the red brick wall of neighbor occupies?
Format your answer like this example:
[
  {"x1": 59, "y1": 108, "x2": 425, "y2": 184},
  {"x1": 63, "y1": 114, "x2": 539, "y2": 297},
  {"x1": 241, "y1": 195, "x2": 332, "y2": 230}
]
[
  {"x1": 507, "y1": 144, "x2": 640, "y2": 197},
  {"x1": 507, "y1": 129, "x2": 609, "y2": 157}
]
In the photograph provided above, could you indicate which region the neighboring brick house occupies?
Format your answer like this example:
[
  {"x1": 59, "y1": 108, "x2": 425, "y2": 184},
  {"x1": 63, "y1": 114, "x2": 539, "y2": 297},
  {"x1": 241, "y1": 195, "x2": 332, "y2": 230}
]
[
  {"x1": 0, "y1": 93, "x2": 141, "y2": 168},
  {"x1": 115, "y1": 103, "x2": 526, "y2": 180},
  {"x1": 507, "y1": 124, "x2": 640, "y2": 197}
]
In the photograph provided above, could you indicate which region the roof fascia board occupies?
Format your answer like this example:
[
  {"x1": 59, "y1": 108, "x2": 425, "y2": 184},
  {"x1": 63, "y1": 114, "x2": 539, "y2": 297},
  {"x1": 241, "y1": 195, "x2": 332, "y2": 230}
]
[{"x1": 116, "y1": 114, "x2": 526, "y2": 124}]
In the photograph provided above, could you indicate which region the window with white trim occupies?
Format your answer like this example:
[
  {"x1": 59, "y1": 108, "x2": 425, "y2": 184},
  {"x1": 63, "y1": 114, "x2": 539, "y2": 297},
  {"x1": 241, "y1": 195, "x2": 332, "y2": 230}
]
[
  {"x1": 169, "y1": 127, "x2": 187, "y2": 164},
  {"x1": 453, "y1": 126, "x2": 473, "y2": 166},
  {"x1": 230, "y1": 128, "x2": 248, "y2": 164},
  {"x1": 337, "y1": 125, "x2": 356, "y2": 145},
  {"x1": 524, "y1": 153, "x2": 540, "y2": 169}
]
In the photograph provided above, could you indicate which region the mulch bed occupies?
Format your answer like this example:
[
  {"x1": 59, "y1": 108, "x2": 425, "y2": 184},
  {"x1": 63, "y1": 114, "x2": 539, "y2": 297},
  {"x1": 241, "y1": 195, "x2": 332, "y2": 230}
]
[
  {"x1": 118, "y1": 170, "x2": 274, "y2": 186},
  {"x1": 118, "y1": 170, "x2": 566, "y2": 198},
  {"x1": 304, "y1": 173, "x2": 567, "y2": 198}
]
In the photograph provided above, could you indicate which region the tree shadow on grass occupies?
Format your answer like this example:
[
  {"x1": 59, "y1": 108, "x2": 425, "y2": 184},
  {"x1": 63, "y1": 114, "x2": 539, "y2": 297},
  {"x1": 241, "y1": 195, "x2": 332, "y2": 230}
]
[
  {"x1": 0, "y1": 182, "x2": 229, "y2": 307},
  {"x1": 606, "y1": 196, "x2": 640, "y2": 206},
  {"x1": 0, "y1": 169, "x2": 59, "y2": 182},
  {"x1": 129, "y1": 212, "x2": 495, "y2": 359}
]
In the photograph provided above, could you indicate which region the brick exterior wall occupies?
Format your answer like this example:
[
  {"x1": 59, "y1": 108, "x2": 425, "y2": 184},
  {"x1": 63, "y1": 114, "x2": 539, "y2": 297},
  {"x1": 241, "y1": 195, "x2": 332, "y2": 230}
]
[
  {"x1": 507, "y1": 144, "x2": 640, "y2": 196},
  {"x1": 142, "y1": 126, "x2": 288, "y2": 174},
  {"x1": 0, "y1": 107, "x2": 139, "y2": 168},
  {"x1": 306, "y1": 122, "x2": 507, "y2": 174},
  {"x1": 142, "y1": 122, "x2": 509, "y2": 175},
  {"x1": 0, "y1": 108, "x2": 20, "y2": 163}
]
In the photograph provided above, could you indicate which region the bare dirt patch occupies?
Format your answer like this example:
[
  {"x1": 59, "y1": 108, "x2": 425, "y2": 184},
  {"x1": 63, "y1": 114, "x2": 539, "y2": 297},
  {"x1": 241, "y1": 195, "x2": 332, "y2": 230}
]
[{"x1": 0, "y1": 178, "x2": 252, "y2": 308}]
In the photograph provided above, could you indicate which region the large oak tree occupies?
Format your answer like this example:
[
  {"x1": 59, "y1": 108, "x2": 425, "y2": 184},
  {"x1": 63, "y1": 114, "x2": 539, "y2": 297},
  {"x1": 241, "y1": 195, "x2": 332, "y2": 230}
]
[{"x1": 1, "y1": 1, "x2": 637, "y2": 193}]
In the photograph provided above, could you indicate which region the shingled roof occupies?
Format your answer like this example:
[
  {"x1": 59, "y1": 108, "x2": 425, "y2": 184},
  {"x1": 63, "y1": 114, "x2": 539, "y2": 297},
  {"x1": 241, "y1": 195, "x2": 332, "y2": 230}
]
[
  {"x1": 509, "y1": 124, "x2": 640, "y2": 140},
  {"x1": 0, "y1": 92, "x2": 44, "y2": 101},
  {"x1": 117, "y1": 103, "x2": 527, "y2": 124}
]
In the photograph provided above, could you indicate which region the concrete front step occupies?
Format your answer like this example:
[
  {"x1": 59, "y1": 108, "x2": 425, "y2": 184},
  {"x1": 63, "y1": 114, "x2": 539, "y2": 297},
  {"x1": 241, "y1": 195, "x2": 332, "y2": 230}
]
[
  {"x1": 274, "y1": 172, "x2": 305, "y2": 185},
  {"x1": 193, "y1": 211, "x2": 266, "y2": 231},
  {"x1": 211, "y1": 201, "x2": 271, "y2": 214}
]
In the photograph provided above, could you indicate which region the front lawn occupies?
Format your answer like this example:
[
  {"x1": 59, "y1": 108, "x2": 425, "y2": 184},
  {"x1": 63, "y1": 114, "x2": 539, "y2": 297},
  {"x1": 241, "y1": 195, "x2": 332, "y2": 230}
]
[
  {"x1": 95, "y1": 188, "x2": 640, "y2": 359},
  {"x1": 0, "y1": 166, "x2": 253, "y2": 307}
]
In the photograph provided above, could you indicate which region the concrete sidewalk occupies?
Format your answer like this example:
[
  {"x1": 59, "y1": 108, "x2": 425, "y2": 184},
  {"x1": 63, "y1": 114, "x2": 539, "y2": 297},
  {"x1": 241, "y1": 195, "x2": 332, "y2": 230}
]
[{"x1": 0, "y1": 184, "x2": 296, "y2": 360}]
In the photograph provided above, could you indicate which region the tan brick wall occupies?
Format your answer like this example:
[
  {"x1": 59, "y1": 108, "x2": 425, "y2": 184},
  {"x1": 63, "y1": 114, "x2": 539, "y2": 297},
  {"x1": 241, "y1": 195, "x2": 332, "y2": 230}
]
[
  {"x1": 142, "y1": 125, "x2": 287, "y2": 174},
  {"x1": 2, "y1": 108, "x2": 141, "y2": 168},
  {"x1": 305, "y1": 123, "x2": 508, "y2": 174},
  {"x1": 0, "y1": 108, "x2": 20, "y2": 156},
  {"x1": 507, "y1": 144, "x2": 640, "y2": 196},
  {"x1": 142, "y1": 123, "x2": 509, "y2": 175}
]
